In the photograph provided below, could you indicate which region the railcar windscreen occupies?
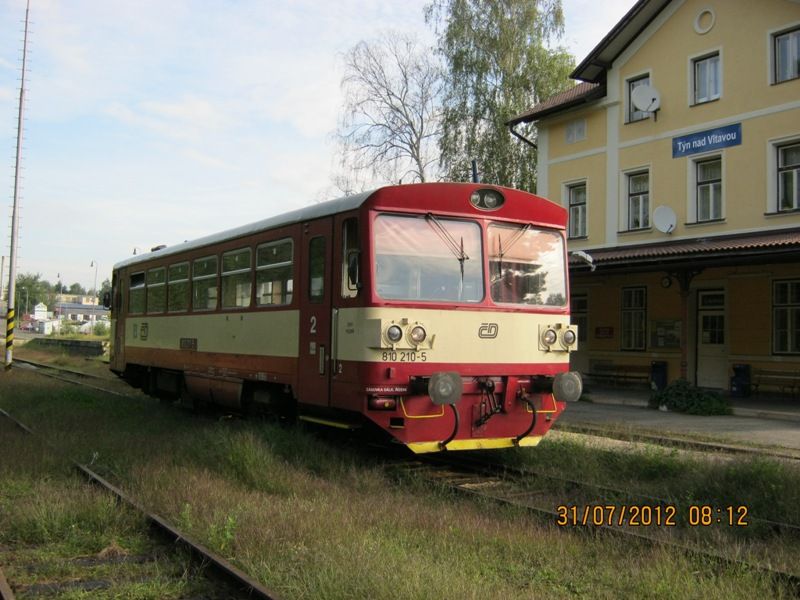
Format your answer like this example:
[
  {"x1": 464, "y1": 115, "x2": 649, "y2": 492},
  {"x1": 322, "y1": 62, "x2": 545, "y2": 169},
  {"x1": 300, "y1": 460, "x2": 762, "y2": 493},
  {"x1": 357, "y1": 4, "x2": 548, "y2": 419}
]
[
  {"x1": 488, "y1": 223, "x2": 567, "y2": 306},
  {"x1": 373, "y1": 214, "x2": 484, "y2": 303}
]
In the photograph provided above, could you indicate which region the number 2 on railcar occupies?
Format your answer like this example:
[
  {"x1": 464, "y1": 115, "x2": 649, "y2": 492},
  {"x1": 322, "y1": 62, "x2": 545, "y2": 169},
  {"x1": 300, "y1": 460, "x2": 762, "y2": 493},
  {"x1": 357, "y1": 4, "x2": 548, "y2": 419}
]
[{"x1": 108, "y1": 183, "x2": 582, "y2": 452}]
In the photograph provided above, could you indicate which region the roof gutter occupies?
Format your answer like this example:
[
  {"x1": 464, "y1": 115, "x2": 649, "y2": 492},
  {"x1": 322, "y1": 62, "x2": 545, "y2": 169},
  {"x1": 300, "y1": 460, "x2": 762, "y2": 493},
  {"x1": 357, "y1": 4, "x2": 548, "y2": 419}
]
[{"x1": 509, "y1": 122, "x2": 536, "y2": 149}]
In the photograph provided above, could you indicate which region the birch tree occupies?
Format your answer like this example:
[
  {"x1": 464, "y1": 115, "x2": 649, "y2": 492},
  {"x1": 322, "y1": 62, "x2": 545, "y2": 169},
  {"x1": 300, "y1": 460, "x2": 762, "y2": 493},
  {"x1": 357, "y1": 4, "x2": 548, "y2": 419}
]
[
  {"x1": 335, "y1": 33, "x2": 443, "y2": 188},
  {"x1": 426, "y1": 0, "x2": 574, "y2": 190}
]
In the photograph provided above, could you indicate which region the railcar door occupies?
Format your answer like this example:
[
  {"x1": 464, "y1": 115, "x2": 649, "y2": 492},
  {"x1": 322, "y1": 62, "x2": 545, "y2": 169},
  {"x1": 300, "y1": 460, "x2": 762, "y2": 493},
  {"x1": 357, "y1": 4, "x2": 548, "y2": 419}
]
[{"x1": 297, "y1": 219, "x2": 333, "y2": 406}]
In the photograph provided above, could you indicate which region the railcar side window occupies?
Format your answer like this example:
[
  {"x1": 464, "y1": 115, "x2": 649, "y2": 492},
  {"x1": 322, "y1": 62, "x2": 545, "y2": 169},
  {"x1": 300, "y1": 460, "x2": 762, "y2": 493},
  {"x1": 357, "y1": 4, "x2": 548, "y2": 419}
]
[
  {"x1": 193, "y1": 256, "x2": 218, "y2": 311},
  {"x1": 222, "y1": 248, "x2": 252, "y2": 308},
  {"x1": 341, "y1": 218, "x2": 360, "y2": 299},
  {"x1": 168, "y1": 262, "x2": 189, "y2": 312},
  {"x1": 309, "y1": 236, "x2": 325, "y2": 303},
  {"x1": 129, "y1": 272, "x2": 145, "y2": 314},
  {"x1": 256, "y1": 239, "x2": 293, "y2": 306},
  {"x1": 146, "y1": 268, "x2": 166, "y2": 314},
  {"x1": 488, "y1": 224, "x2": 566, "y2": 306}
]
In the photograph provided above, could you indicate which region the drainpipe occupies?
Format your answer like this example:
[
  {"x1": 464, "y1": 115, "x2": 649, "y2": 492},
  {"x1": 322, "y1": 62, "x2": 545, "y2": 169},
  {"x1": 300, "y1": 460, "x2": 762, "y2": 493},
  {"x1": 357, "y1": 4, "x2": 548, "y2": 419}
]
[{"x1": 509, "y1": 122, "x2": 537, "y2": 149}]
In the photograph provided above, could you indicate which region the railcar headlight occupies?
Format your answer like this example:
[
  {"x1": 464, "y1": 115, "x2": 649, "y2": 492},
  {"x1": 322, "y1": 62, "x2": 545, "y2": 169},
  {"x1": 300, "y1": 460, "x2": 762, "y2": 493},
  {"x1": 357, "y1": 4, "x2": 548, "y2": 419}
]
[
  {"x1": 469, "y1": 188, "x2": 505, "y2": 211},
  {"x1": 562, "y1": 329, "x2": 576, "y2": 345},
  {"x1": 542, "y1": 328, "x2": 557, "y2": 345},
  {"x1": 386, "y1": 325, "x2": 403, "y2": 343},
  {"x1": 409, "y1": 325, "x2": 427, "y2": 344},
  {"x1": 483, "y1": 191, "x2": 500, "y2": 208}
]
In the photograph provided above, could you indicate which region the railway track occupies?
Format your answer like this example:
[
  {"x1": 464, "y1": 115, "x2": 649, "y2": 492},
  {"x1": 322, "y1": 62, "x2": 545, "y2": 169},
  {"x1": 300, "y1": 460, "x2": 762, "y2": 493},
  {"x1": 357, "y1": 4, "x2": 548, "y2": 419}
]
[
  {"x1": 0, "y1": 407, "x2": 280, "y2": 600},
  {"x1": 11, "y1": 358, "x2": 136, "y2": 399},
  {"x1": 8, "y1": 359, "x2": 800, "y2": 595},
  {"x1": 382, "y1": 450, "x2": 800, "y2": 594},
  {"x1": 556, "y1": 422, "x2": 800, "y2": 462}
]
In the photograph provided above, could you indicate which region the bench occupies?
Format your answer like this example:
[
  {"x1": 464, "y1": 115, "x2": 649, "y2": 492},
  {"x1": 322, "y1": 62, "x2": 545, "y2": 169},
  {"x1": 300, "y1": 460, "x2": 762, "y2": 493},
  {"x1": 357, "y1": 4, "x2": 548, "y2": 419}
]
[
  {"x1": 585, "y1": 363, "x2": 651, "y2": 387},
  {"x1": 751, "y1": 369, "x2": 800, "y2": 397}
]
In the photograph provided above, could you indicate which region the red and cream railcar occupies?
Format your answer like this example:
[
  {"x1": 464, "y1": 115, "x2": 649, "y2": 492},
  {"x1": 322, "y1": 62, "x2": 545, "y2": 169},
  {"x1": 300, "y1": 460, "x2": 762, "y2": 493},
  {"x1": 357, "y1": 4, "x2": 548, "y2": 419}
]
[{"x1": 110, "y1": 183, "x2": 581, "y2": 452}]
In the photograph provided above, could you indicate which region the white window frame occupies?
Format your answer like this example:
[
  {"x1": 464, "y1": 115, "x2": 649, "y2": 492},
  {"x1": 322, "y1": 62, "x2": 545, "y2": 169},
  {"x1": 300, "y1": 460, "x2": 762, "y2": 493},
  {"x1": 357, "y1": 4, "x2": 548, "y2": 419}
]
[
  {"x1": 772, "y1": 25, "x2": 800, "y2": 84},
  {"x1": 621, "y1": 287, "x2": 647, "y2": 351},
  {"x1": 695, "y1": 156, "x2": 723, "y2": 222},
  {"x1": 690, "y1": 50, "x2": 721, "y2": 105},
  {"x1": 626, "y1": 72, "x2": 651, "y2": 123},
  {"x1": 777, "y1": 141, "x2": 800, "y2": 212},
  {"x1": 773, "y1": 279, "x2": 800, "y2": 355},
  {"x1": 566, "y1": 181, "x2": 587, "y2": 239},
  {"x1": 625, "y1": 170, "x2": 650, "y2": 230},
  {"x1": 565, "y1": 118, "x2": 587, "y2": 144},
  {"x1": 687, "y1": 152, "x2": 725, "y2": 224}
]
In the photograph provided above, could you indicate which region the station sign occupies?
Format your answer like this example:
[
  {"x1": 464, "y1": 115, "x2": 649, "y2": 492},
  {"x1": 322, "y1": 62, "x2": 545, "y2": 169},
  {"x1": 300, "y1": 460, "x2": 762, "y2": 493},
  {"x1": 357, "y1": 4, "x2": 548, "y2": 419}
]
[{"x1": 672, "y1": 123, "x2": 741, "y2": 158}]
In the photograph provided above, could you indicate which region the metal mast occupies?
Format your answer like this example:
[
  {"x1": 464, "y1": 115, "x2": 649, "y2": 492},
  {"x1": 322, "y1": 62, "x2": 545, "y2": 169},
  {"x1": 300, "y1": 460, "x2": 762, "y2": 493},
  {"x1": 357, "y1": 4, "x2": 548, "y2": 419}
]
[{"x1": 5, "y1": 0, "x2": 31, "y2": 369}]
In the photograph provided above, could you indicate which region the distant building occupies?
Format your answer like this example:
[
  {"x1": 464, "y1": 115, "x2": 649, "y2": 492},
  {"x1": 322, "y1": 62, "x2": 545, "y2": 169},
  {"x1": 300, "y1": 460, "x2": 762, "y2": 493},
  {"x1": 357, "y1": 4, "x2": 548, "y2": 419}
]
[
  {"x1": 509, "y1": 0, "x2": 800, "y2": 389},
  {"x1": 53, "y1": 302, "x2": 108, "y2": 323},
  {"x1": 33, "y1": 302, "x2": 48, "y2": 321}
]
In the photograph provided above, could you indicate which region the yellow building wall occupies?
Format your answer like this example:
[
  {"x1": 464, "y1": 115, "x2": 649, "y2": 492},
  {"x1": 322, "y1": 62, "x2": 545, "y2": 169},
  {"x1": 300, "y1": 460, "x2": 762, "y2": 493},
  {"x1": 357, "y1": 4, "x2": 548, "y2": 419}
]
[
  {"x1": 618, "y1": 0, "x2": 800, "y2": 137},
  {"x1": 547, "y1": 152, "x2": 607, "y2": 246},
  {"x1": 545, "y1": 0, "x2": 800, "y2": 386},
  {"x1": 547, "y1": 106, "x2": 607, "y2": 160}
]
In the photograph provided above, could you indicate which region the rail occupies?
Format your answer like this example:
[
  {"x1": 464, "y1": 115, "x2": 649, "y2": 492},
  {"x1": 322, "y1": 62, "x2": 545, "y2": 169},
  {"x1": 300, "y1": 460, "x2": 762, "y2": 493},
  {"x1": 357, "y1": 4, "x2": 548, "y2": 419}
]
[{"x1": 0, "y1": 407, "x2": 281, "y2": 600}]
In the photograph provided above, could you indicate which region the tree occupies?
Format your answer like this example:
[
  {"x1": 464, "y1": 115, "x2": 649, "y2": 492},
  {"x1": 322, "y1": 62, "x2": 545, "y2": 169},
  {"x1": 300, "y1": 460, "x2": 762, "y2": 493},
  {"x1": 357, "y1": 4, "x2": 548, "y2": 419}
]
[
  {"x1": 335, "y1": 33, "x2": 444, "y2": 188},
  {"x1": 14, "y1": 273, "x2": 54, "y2": 312},
  {"x1": 99, "y1": 278, "x2": 112, "y2": 298},
  {"x1": 426, "y1": 0, "x2": 574, "y2": 190},
  {"x1": 68, "y1": 282, "x2": 87, "y2": 296}
]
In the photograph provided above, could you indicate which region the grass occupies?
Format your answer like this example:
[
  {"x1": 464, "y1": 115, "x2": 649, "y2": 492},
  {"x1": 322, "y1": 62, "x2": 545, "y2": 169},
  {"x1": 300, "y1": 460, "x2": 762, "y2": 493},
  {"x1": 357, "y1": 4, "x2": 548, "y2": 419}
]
[
  {"x1": 14, "y1": 340, "x2": 112, "y2": 378},
  {"x1": 0, "y1": 418, "x2": 227, "y2": 599},
  {"x1": 496, "y1": 435, "x2": 800, "y2": 528},
  {"x1": 1, "y1": 368, "x2": 797, "y2": 599}
]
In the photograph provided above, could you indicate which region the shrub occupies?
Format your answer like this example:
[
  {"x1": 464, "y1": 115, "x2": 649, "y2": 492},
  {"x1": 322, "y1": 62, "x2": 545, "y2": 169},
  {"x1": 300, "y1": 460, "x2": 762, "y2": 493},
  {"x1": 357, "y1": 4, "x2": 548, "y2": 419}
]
[{"x1": 649, "y1": 379, "x2": 731, "y2": 415}]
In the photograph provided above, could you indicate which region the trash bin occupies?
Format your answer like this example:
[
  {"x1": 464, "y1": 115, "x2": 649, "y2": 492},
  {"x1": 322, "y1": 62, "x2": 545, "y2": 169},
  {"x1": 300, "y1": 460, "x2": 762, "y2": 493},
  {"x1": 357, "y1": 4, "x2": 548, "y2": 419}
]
[
  {"x1": 650, "y1": 361, "x2": 668, "y2": 391},
  {"x1": 730, "y1": 363, "x2": 751, "y2": 397}
]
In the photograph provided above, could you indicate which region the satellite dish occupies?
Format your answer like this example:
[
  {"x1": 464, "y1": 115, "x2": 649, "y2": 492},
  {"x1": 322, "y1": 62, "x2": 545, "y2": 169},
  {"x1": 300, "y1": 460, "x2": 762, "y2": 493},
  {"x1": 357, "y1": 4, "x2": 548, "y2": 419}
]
[
  {"x1": 653, "y1": 205, "x2": 677, "y2": 234},
  {"x1": 631, "y1": 84, "x2": 661, "y2": 113}
]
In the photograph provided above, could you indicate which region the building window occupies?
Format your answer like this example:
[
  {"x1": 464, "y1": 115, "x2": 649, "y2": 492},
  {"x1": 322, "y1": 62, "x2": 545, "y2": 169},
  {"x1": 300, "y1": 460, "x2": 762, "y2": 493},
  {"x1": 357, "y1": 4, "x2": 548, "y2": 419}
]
[
  {"x1": 146, "y1": 267, "x2": 166, "y2": 314},
  {"x1": 256, "y1": 239, "x2": 293, "y2": 306},
  {"x1": 774, "y1": 27, "x2": 800, "y2": 84},
  {"x1": 773, "y1": 280, "x2": 800, "y2": 354},
  {"x1": 778, "y1": 142, "x2": 800, "y2": 211},
  {"x1": 567, "y1": 183, "x2": 587, "y2": 238},
  {"x1": 192, "y1": 256, "x2": 218, "y2": 311},
  {"x1": 696, "y1": 157, "x2": 723, "y2": 221},
  {"x1": 221, "y1": 248, "x2": 252, "y2": 308},
  {"x1": 571, "y1": 294, "x2": 588, "y2": 343},
  {"x1": 621, "y1": 287, "x2": 646, "y2": 351},
  {"x1": 693, "y1": 52, "x2": 720, "y2": 104},
  {"x1": 627, "y1": 171, "x2": 650, "y2": 230},
  {"x1": 566, "y1": 118, "x2": 586, "y2": 144},
  {"x1": 627, "y1": 74, "x2": 650, "y2": 122}
]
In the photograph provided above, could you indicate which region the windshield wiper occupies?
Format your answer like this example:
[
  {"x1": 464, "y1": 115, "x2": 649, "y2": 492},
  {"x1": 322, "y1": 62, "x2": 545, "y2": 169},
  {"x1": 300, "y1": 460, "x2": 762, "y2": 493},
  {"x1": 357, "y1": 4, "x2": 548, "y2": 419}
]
[
  {"x1": 494, "y1": 223, "x2": 531, "y2": 283},
  {"x1": 425, "y1": 213, "x2": 469, "y2": 299}
]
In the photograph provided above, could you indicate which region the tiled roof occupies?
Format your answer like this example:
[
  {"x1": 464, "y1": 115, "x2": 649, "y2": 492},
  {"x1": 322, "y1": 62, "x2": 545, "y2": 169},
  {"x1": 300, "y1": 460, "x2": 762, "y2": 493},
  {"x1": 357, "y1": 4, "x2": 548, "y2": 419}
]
[
  {"x1": 508, "y1": 82, "x2": 603, "y2": 125},
  {"x1": 570, "y1": 229, "x2": 800, "y2": 268}
]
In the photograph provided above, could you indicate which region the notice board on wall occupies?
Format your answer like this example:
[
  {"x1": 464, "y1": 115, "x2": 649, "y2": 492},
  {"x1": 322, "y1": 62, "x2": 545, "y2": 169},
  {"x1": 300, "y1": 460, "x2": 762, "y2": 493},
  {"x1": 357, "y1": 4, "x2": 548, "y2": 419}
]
[{"x1": 651, "y1": 320, "x2": 681, "y2": 348}]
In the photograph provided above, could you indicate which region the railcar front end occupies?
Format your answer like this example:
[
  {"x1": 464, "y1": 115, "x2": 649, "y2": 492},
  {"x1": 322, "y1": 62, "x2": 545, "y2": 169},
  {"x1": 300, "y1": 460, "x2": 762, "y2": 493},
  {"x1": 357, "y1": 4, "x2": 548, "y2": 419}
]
[{"x1": 332, "y1": 186, "x2": 581, "y2": 452}]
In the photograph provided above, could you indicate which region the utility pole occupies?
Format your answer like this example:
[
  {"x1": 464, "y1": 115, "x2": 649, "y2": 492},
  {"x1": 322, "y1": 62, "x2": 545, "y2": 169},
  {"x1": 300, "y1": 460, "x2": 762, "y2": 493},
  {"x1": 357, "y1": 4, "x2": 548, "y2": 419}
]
[{"x1": 5, "y1": 0, "x2": 31, "y2": 369}]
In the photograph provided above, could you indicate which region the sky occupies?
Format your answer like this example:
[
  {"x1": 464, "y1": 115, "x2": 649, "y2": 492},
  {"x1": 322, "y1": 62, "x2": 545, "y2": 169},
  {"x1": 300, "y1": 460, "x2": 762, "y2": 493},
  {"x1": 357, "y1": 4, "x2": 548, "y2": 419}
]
[{"x1": 0, "y1": 0, "x2": 636, "y2": 293}]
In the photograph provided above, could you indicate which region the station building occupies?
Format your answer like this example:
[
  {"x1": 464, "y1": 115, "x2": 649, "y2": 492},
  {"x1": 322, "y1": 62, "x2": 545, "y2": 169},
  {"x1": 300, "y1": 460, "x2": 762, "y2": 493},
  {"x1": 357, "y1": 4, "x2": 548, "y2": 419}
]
[{"x1": 509, "y1": 0, "x2": 800, "y2": 392}]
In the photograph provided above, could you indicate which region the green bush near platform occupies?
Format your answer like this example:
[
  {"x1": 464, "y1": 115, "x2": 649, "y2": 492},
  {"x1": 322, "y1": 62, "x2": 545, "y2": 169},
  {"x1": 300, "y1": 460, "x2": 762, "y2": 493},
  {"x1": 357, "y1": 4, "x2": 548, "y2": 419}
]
[{"x1": 649, "y1": 379, "x2": 732, "y2": 415}]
